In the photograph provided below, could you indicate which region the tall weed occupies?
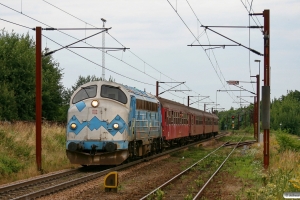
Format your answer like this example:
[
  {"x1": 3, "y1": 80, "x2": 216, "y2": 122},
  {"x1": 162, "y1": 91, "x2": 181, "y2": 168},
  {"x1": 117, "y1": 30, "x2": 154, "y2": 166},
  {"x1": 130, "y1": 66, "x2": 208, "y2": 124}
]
[
  {"x1": 276, "y1": 131, "x2": 300, "y2": 152},
  {"x1": 0, "y1": 122, "x2": 75, "y2": 184}
]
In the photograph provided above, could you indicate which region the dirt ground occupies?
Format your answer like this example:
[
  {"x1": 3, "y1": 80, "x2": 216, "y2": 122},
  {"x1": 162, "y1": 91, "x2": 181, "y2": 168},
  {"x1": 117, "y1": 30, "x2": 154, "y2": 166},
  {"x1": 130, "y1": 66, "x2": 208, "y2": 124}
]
[{"x1": 40, "y1": 139, "x2": 246, "y2": 200}]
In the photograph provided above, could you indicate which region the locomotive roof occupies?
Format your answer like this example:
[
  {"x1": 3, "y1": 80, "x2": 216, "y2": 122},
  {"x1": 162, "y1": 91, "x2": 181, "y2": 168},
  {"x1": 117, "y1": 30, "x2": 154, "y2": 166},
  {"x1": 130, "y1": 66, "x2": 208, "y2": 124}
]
[{"x1": 122, "y1": 85, "x2": 158, "y2": 103}]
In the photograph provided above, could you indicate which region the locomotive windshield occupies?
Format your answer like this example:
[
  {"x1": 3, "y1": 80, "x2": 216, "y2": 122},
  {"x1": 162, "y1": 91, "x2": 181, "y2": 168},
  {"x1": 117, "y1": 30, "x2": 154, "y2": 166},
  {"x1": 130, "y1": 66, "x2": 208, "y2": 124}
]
[
  {"x1": 72, "y1": 85, "x2": 97, "y2": 104},
  {"x1": 101, "y1": 85, "x2": 127, "y2": 104}
]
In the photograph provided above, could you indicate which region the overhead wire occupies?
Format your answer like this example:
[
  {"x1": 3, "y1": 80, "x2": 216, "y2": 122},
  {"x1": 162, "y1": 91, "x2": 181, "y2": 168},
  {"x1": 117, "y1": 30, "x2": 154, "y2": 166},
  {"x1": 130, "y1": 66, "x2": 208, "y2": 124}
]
[
  {"x1": 240, "y1": 0, "x2": 263, "y2": 32},
  {"x1": 185, "y1": 0, "x2": 258, "y2": 105},
  {"x1": 240, "y1": 0, "x2": 261, "y2": 92},
  {"x1": 0, "y1": 17, "x2": 31, "y2": 29},
  {"x1": 40, "y1": 0, "x2": 205, "y2": 102},
  {"x1": 169, "y1": 0, "x2": 239, "y2": 106},
  {"x1": 42, "y1": 0, "x2": 175, "y2": 84},
  {"x1": 187, "y1": 0, "x2": 251, "y2": 100},
  {"x1": 1, "y1": 1, "x2": 217, "y2": 107},
  {"x1": 0, "y1": 2, "x2": 158, "y2": 86},
  {"x1": 186, "y1": 0, "x2": 237, "y2": 102},
  {"x1": 0, "y1": 15, "x2": 155, "y2": 86},
  {"x1": 42, "y1": 35, "x2": 155, "y2": 86}
]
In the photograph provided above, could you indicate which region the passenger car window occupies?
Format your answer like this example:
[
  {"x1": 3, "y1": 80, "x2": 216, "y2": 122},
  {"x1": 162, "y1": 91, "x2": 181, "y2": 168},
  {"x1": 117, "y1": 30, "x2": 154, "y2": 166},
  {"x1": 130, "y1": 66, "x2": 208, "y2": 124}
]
[
  {"x1": 101, "y1": 85, "x2": 127, "y2": 104},
  {"x1": 72, "y1": 85, "x2": 97, "y2": 104}
]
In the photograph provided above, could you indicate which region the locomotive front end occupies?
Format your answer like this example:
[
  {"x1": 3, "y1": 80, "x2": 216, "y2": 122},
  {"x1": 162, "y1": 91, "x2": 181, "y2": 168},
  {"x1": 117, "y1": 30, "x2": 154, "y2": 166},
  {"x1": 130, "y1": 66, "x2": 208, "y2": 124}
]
[{"x1": 66, "y1": 81, "x2": 131, "y2": 165}]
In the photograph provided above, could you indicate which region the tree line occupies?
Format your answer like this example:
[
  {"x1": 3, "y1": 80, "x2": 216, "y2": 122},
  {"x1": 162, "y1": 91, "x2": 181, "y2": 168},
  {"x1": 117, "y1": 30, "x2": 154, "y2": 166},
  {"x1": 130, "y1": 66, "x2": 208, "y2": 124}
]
[
  {"x1": 217, "y1": 90, "x2": 300, "y2": 135},
  {"x1": 0, "y1": 30, "x2": 113, "y2": 122}
]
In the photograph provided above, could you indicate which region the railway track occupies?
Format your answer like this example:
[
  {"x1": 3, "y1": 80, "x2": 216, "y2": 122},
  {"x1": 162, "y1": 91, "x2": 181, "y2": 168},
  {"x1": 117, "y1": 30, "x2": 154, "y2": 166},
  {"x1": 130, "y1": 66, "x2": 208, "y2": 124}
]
[
  {"x1": 0, "y1": 133, "x2": 228, "y2": 199},
  {"x1": 140, "y1": 133, "x2": 246, "y2": 200},
  {"x1": 0, "y1": 168, "x2": 111, "y2": 200}
]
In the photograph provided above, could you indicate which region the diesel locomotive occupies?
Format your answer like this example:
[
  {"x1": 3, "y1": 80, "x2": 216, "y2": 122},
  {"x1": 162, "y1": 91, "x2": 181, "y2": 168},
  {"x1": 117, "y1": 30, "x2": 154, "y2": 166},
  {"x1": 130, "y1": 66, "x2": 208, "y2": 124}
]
[{"x1": 66, "y1": 80, "x2": 218, "y2": 165}]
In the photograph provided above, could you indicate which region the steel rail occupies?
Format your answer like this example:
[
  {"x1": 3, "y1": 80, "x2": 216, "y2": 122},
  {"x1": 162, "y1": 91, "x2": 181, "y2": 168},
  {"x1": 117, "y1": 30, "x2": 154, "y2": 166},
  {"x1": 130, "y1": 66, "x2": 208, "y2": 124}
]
[
  {"x1": 12, "y1": 169, "x2": 112, "y2": 200},
  {"x1": 224, "y1": 140, "x2": 256, "y2": 147},
  {"x1": 140, "y1": 139, "x2": 230, "y2": 200},
  {"x1": 193, "y1": 134, "x2": 245, "y2": 199},
  {"x1": 5, "y1": 133, "x2": 228, "y2": 199},
  {"x1": 0, "y1": 169, "x2": 78, "y2": 194}
]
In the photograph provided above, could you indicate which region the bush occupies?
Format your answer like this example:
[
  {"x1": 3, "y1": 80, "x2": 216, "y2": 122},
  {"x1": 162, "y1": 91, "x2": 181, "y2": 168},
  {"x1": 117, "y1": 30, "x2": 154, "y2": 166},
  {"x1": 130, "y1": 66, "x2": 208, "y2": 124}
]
[
  {"x1": 0, "y1": 155, "x2": 24, "y2": 175},
  {"x1": 276, "y1": 131, "x2": 300, "y2": 152}
]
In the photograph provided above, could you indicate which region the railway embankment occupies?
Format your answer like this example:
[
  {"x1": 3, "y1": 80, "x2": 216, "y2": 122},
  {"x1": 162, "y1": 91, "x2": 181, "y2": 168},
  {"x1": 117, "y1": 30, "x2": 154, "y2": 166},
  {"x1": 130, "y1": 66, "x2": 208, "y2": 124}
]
[{"x1": 1, "y1": 122, "x2": 300, "y2": 199}]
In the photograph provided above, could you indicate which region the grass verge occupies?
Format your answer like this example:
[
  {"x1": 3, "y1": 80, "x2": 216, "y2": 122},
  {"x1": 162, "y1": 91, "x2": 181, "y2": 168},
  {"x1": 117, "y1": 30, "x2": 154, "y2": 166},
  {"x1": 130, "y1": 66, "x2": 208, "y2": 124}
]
[{"x1": 0, "y1": 122, "x2": 77, "y2": 185}]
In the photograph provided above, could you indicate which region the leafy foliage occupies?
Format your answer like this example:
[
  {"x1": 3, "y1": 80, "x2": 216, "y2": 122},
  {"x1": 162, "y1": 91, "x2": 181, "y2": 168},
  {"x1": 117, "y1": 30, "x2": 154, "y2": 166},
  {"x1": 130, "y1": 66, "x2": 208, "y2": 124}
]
[
  {"x1": 217, "y1": 90, "x2": 300, "y2": 135},
  {"x1": 0, "y1": 29, "x2": 64, "y2": 121},
  {"x1": 270, "y1": 90, "x2": 300, "y2": 134},
  {"x1": 0, "y1": 155, "x2": 24, "y2": 175},
  {"x1": 276, "y1": 131, "x2": 300, "y2": 152}
]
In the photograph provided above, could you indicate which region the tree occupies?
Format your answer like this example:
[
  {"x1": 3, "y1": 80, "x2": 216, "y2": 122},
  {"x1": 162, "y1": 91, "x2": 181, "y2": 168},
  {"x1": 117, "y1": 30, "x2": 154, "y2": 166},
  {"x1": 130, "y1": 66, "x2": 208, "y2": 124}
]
[
  {"x1": 0, "y1": 29, "x2": 64, "y2": 121},
  {"x1": 42, "y1": 48, "x2": 64, "y2": 121},
  {"x1": 270, "y1": 90, "x2": 300, "y2": 135},
  {"x1": 0, "y1": 84, "x2": 17, "y2": 121}
]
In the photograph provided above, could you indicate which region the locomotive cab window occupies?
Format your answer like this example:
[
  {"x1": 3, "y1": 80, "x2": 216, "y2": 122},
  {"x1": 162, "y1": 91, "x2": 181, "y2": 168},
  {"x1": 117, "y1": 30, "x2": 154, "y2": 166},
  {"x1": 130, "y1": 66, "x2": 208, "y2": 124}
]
[
  {"x1": 72, "y1": 85, "x2": 97, "y2": 104},
  {"x1": 101, "y1": 85, "x2": 127, "y2": 104}
]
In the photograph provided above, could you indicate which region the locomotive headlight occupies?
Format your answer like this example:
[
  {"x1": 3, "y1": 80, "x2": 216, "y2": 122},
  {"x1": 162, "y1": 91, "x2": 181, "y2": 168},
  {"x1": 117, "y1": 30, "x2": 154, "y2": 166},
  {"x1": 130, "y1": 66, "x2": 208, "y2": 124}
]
[
  {"x1": 70, "y1": 123, "x2": 77, "y2": 130},
  {"x1": 91, "y1": 100, "x2": 99, "y2": 107},
  {"x1": 113, "y1": 123, "x2": 119, "y2": 129}
]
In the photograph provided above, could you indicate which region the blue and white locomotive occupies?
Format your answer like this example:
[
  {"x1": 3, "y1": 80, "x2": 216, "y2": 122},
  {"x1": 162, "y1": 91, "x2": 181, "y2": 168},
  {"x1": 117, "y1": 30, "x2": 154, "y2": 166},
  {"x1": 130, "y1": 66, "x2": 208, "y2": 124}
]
[{"x1": 66, "y1": 81, "x2": 162, "y2": 165}]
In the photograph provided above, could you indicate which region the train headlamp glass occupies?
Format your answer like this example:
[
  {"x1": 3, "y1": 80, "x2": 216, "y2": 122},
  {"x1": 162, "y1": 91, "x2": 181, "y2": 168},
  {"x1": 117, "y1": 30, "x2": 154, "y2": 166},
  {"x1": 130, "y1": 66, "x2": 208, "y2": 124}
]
[
  {"x1": 113, "y1": 123, "x2": 119, "y2": 129},
  {"x1": 91, "y1": 100, "x2": 99, "y2": 107},
  {"x1": 70, "y1": 123, "x2": 77, "y2": 130}
]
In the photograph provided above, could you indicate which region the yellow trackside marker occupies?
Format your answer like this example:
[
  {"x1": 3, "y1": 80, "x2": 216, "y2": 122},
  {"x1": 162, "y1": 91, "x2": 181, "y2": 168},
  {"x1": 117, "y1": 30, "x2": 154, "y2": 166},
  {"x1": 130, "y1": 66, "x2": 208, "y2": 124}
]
[{"x1": 104, "y1": 171, "x2": 118, "y2": 192}]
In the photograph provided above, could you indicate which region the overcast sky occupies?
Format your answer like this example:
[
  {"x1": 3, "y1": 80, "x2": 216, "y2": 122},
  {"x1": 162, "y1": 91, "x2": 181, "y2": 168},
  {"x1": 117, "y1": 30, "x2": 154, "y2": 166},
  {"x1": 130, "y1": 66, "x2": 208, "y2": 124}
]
[{"x1": 1, "y1": 0, "x2": 299, "y2": 111}]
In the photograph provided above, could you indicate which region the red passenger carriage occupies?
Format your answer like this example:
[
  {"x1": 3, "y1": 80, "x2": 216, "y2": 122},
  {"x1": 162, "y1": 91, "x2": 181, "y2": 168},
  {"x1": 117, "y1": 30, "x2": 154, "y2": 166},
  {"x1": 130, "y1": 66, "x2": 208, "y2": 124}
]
[{"x1": 158, "y1": 97, "x2": 218, "y2": 147}]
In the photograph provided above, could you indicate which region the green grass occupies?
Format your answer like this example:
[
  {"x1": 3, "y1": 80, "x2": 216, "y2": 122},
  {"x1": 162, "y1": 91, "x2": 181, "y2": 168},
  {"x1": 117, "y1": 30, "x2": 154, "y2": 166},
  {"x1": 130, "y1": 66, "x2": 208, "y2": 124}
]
[
  {"x1": 0, "y1": 129, "x2": 32, "y2": 175},
  {"x1": 224, "y1": 149, "x2": 261, "y2": 181},
  {"x1": 175, "y1": 132, "x2": 300, "y2": 199},
  {"x1": 217, "y1": 132, "x2": 255, "y2": 142},
  {"x1": 275, "y1": 130, "x2": 300, "y2": 152},
  {"x1": 0, "y1": 154, "x2": 24, "y2": 175},
  {"x1": 0, "y1": 122, "x2": 75, "y2": 184}
]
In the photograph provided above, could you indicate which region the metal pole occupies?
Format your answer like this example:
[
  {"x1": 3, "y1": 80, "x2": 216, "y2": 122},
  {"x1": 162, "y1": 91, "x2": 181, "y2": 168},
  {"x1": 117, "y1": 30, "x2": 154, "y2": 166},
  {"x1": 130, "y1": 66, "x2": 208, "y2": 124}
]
[
  {"x1": 258, "y1": 62, "x2": 261, "y2": 141},
  {"x1": 216, "y1": 91, "x2": 217, "y2": 111},
  {"x1": 237, "y1": 113, "x2": 240, "y2": 130},
  {"x1": 263, "y1": 9, "x2": 270, "y2": 169},
  {"x1": 188, "y1": 96, "x2": 190, "y2": 107},
  {"x1": 35, "y1": 27, "x2": 42, "y2": 171},
  {"x1": 254, "y1": 96, "x2": 257, "y2": 140},
  {"x1": 257, "y1": 74, "x2": 260, "y2": 142},
  {"x1": 156, "y1": 81, "x2": 159, "y2": 97},
  {"x1": 101, "y1": 19, "x2": 106, "y2": 80},
  {"x1": 253, "y1": 97, "x2": 256, "y2": 138}
]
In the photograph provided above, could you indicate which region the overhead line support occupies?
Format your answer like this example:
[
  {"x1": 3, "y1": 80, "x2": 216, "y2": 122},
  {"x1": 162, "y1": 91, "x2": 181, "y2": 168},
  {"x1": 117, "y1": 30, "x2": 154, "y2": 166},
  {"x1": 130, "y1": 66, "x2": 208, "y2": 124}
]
[
  {"x1": 35, "y1": 27, "x2": 42, "y2": 172},
  {"x1": 200, "y1": 25, "x2": 263, "y2": 28},
  {"x1": 32, "y1": 27, "x2": 110, "y2": 31},
  {"x1": 199, "y1": 25, "x2": 263, "y2": 56},
  {"x1": 44, "y1": 28, "x2": 110, "y2": 56},
  {"x1": 156, "y1": 81, "x2": 186, "y2": 96}
]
